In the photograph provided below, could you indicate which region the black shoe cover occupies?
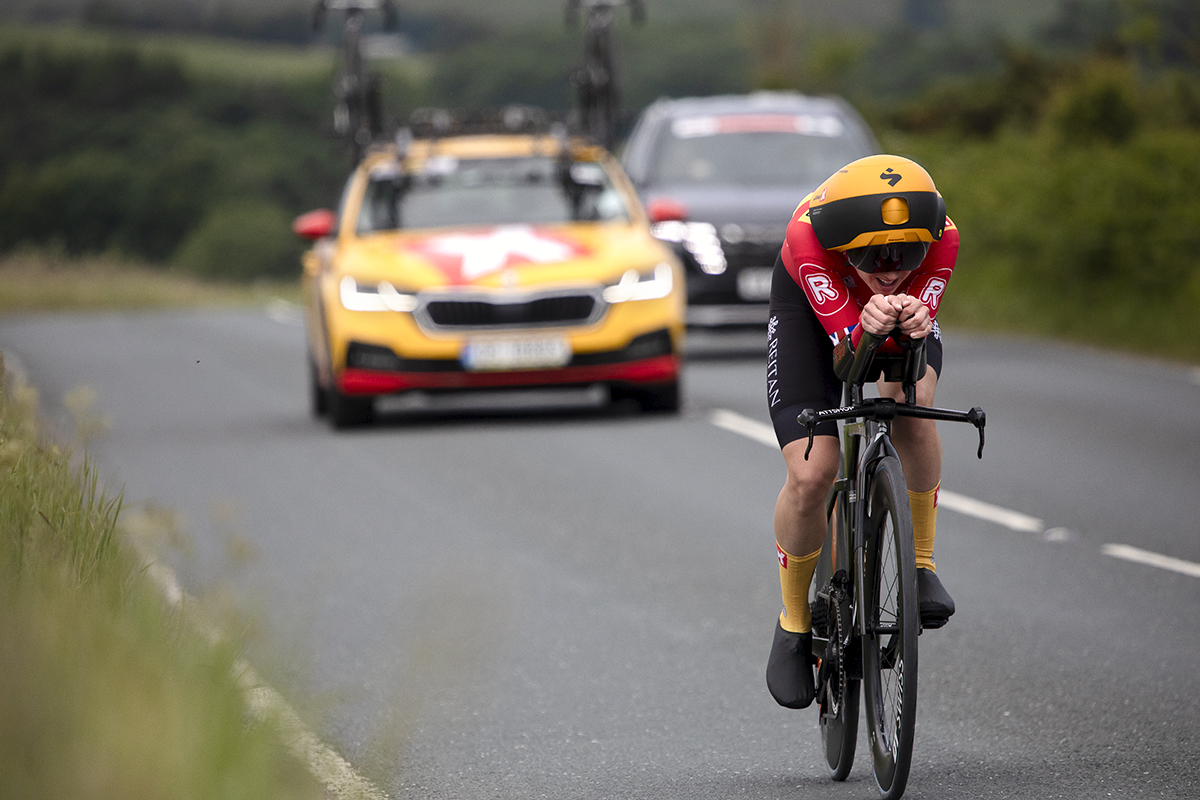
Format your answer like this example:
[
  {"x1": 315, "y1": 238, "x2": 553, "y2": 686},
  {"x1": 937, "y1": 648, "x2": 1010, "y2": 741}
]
[
  {"x1": 766, "y1": 620, "x2": 815, "y2": 709},
  {"x1": 917, "y1": 567, "x2": 955, "y2": 627}
]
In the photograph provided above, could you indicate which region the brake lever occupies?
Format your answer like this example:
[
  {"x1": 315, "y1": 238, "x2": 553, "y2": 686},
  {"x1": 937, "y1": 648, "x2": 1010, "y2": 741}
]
[
  {"x1": 968, "y1": 407, "x2": 986, "y2": 459},
  {"x1": 798, "y1": 408, "x2": 817, "y2": 461}
]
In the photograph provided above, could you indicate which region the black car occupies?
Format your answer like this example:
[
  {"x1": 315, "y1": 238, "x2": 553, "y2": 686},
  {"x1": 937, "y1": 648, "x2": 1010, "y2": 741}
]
[{"x1": 621, "y1": 92, "x2": 879, "y2": 327}]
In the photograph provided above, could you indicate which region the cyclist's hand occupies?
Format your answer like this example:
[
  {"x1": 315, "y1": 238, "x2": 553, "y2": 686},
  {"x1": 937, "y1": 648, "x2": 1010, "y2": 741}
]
[
  {"x1": 860, "y1": 294, "x2": 903, "y2": 336},
  {"x1": 894, "y1": 294, "x2": 932, "y2": 339}
]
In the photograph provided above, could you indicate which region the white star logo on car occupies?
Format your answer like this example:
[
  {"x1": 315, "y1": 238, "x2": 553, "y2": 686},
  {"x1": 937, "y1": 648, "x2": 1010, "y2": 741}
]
[{"x1": 408, "y1": 225, "x2": 587, "y2": 283}]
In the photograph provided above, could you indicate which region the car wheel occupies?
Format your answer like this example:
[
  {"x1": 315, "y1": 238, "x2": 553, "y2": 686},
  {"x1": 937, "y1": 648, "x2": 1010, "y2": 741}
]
[
  {"x1": 309, "y1": 354, "x2": 328, "y2": 418},
  {"x1": 613, "y1": 381, "x2": 681, "y2": 414},
  {"x1": 328, "y1": 387, "x2": 374, "y2": 429}
]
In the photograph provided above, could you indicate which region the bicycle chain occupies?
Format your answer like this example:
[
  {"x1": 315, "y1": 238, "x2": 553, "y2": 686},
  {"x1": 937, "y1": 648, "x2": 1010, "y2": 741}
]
[{"x1": 822, "y1": 585, "x2": 849, "y2": 717}]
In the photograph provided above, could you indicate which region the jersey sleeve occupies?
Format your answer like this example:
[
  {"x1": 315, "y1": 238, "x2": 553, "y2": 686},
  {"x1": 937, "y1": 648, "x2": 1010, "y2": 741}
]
[
  {"x1": 903, "y1": 217, "x2": 958, "y2": 321},
  {"x1": 781, "y1": 200, "x2": 863, "y2": 344}
]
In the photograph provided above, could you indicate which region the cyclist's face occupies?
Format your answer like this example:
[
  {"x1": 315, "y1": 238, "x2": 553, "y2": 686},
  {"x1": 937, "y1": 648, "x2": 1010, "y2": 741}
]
[{"x1": 855, "y1": 267, "x2": 907, "y2": 296}]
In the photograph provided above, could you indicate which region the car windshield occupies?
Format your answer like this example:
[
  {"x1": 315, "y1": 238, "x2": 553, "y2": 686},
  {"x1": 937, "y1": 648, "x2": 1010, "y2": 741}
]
[
  {"x1": 357, "y1": 156, "x2": 631, "y2": 233},
  {"x1": 649, "y1": 114, "x2": 866, "y2": 188}
]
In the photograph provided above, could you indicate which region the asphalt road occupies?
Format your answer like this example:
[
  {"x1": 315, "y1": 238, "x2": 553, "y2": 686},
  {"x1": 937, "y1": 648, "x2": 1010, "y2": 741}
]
[{"x1": 2, "y1": 308, "x2": 1199, "y2": 799}]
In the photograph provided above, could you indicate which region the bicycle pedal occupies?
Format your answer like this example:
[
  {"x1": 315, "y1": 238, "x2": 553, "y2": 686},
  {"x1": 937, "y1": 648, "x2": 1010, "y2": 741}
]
[{"x1": 920, "y1": 617, "x2": 948, "y2": 630}]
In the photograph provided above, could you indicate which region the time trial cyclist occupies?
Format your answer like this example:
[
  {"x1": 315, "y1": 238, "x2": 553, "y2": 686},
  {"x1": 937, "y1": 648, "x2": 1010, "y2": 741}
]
[{"x1": 763, "y1": 154, "x2": 959, "y2": 709}]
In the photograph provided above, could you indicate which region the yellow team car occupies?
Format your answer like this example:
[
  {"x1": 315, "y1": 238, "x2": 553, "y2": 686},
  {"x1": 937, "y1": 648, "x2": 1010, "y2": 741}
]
[{"x1": 293, "y1": 116, "x2": 685, "y2": 428}]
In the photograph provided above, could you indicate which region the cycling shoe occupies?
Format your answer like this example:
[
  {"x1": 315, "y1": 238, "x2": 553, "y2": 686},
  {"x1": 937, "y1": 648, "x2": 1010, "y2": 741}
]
[
  {"x1": 766, "y1": 620, "x2": 815, "y2": 708},
  {"x1": 917, "y1": 567, "x2": 955, "y2": 628}
]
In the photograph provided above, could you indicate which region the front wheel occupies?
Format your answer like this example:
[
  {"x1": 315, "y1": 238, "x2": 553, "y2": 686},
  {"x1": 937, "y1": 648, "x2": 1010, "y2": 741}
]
[
  {"x1": 862, "y1": 456, "x2": 919, "y2": 800},
  {"x1": 328, "y1": 385, "x2": 374, "y2": 429}
]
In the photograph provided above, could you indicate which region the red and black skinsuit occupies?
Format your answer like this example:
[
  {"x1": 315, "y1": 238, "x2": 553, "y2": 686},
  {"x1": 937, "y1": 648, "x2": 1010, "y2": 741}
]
[{"x1": 766, "y1": 191, "x2": 960, "y2": 447}]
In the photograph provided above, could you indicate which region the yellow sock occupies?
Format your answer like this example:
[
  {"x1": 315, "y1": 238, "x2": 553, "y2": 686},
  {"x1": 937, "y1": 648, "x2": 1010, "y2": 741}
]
[
  {"x1": 777, "y1": 544, "x2": 821, "y2": 633},
  {"x1": 909, "y1": 482, "x2": 939, "y2": 572}
]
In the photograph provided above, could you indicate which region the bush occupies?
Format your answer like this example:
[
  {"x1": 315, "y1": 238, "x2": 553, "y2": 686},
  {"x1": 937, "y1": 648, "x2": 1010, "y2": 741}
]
[
  {"x1": 172, "y1": 199, "x2": 301, "y2": 281},
  {"x1": 895, "y1": 126, "x2": 1200, "y2": 357},
  {"x1": 1048, "y1": 58, "x2": 1140, "y2": 144}
]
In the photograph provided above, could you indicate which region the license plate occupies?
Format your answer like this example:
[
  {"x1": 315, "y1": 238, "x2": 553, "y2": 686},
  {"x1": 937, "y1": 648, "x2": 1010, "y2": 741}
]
[
  {"x1": 461, "y1": 337, "x2": 572, "y2": 371},
  {"x1": 736, "y1": 267, "x2": 774, "y2": 301}
]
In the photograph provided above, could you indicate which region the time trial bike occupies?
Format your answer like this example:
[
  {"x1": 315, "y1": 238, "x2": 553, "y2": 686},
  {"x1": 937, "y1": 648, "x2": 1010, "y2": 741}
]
[{"x1": 798, "y1": 329, "x2": 985, "y2": 800}]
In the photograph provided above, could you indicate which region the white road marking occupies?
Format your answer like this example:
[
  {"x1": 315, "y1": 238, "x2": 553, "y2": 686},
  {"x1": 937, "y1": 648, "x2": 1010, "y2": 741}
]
[
  {"x1": 266, "y1": 298, "x2": 304, "y2": 326},
  {"x1": 709, "y1": 408, "x2": 1200, "y2": 581},
  {"x1": 1101, "y1": 544, "x2": 1200, "y2": 579},
  {"x1": 710, "y1": 408, "x2": 1046, "y2": 532},
  {"x1": 139, "y1": 546, "x2": 388, "y2": 800},
  {"x1": 710, "y1": 408, "x2": 777, "y2": 448},
  {"x1": 937, "y1": 490, "x2": 1043, "y2": 533}
]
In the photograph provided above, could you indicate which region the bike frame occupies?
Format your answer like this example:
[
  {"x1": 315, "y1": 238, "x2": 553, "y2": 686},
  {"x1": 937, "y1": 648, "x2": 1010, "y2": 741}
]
[{"x1": 802, "y1": 332, "x2": 985, "y2": 668}]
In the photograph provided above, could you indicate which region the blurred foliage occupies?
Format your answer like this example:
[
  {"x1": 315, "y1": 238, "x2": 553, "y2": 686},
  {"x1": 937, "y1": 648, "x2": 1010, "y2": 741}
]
[
  {"x1": 0, "y1": 363, "x2": 320, "y2": 799},
  {"x1": 0, "y1": 29, "x2": 412, "y2": 280},
  {"x1": 896, "y1": 120, "x2": 1200, "y2": 359},
  {"x1": 2, "y1": 1, "x2": 1200, "y2": 358}
]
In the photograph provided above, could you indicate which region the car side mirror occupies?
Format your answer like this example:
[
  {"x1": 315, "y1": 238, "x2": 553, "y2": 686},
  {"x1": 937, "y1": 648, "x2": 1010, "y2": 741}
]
[
  {"x1": 646, "y1": 198, "x2": 688, "y2": 223},
  {"x1": 292, "y1": 209, "x2": 337, "y2": 240}
]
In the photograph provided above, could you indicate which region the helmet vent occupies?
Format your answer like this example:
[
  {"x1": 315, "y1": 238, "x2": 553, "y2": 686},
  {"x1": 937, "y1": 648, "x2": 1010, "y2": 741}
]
[{"x1": 881, "y1": 197, "x2": 909, "y2": 226}]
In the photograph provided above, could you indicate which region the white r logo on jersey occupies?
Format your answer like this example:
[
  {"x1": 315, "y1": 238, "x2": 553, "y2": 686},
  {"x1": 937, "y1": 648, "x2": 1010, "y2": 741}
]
[
  {"x1": 805, "y1": 274, "x2": 840, "y2": 305},
  {"x1": 920, "y1": 278, "x2": 947, "y2": 311}
]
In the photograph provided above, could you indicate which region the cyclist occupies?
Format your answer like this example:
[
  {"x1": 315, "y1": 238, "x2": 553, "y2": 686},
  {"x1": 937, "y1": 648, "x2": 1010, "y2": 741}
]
[{"x1": 764, "y1": 154, "x2": 959, "y2": 709}]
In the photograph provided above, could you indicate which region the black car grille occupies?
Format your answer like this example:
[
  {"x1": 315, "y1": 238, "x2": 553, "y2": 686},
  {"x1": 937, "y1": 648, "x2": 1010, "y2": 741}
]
[{"x1": 420, "y1": 292, "x2": 600, "y2": 330}]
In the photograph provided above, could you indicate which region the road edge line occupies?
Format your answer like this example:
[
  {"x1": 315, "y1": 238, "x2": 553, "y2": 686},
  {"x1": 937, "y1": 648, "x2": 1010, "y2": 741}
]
[{"x1": 142, "y1": 558, "x2": 388, "y2": 800}]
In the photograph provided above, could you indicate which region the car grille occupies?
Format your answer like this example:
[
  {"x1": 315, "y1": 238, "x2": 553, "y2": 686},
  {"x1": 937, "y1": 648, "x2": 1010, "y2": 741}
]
[{"x1": 416, "y1": 289, "x2": 604, "y2": 331}]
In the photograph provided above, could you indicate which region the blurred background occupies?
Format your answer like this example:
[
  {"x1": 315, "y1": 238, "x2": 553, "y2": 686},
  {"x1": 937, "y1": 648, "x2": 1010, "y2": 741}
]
[{"x1": 2, "y1": 0, "x2": 1199, "y2": 358}]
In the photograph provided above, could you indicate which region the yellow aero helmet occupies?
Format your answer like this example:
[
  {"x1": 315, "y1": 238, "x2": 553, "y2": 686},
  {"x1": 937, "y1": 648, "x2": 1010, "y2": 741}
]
[{"x1": 808, "y1": 155, "x2": 946, "y2": 273}]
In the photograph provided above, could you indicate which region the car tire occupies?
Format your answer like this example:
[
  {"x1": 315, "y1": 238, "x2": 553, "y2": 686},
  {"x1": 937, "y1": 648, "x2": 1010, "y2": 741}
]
[
  {"x1": 328, "y1": 387, "x2": 374, "y2": 429},
  {"x1": 613, "y1": 380, "x2": 681, "y2": 414},
  {"x1": 309, "y1": 354, "x2": 328, "y2": 418}
]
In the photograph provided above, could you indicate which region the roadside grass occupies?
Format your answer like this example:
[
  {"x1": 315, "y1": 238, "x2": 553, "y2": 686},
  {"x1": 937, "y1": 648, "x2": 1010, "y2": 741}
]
[
  {"x1": 0, "y1": 349, "x2": 320, "y2": 799},
  {"x1": 0, "y1": 248, "x2": 301, "y2": 312}
]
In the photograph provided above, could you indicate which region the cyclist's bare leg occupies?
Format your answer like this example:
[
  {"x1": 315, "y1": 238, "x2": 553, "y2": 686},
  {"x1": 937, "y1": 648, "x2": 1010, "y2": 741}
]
[
  {"x1": 768, "y1": 435, "x2": 838, "y2": 707},
  {"x1": 776, "y1": 435, "x2": 840, "y2": 559},
  {"x1": 878, "y1": 366, "x2": 941, "y2": 493},
  {"x1": 879, "y1": 366, "x2": 955, "y2": 621}
]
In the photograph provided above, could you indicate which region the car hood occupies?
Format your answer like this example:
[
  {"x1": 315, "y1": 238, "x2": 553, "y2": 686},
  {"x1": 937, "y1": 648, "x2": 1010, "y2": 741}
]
[
  {"x1": 644, "y1": 184, "x2": 815, "y2": 229},
  {"x1": 335, "y1": 223, "x2": 669, "y2": 290}
]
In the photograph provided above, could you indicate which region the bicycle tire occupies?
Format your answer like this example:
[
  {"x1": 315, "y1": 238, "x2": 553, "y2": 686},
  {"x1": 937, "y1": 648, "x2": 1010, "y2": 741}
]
[
  {"x1": 862, "y1": 455, "x2": 919, "y2": 800},
  {"x1": 812, "y1": 494, "x2": 859, "y2": 781}
]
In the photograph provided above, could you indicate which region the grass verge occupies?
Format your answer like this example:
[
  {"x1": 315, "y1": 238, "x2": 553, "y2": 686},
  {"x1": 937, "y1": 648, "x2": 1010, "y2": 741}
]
[
  {"x1": 0, "y1": 357, "x2": 321, "y2": 800},
  {"x1": 0, "y1": 249, "x2": 301, "y2": 312}
]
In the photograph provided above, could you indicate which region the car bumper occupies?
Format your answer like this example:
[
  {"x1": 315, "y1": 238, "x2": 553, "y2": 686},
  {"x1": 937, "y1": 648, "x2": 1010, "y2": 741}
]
[{"x1": 336, "y1": 328, "x2": 679, "y2": 396}]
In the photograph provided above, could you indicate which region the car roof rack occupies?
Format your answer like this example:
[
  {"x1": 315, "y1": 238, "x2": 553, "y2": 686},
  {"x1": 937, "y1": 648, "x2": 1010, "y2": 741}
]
[{"x1": 405, "y1": 105, "x2": 589, "y2": 142}]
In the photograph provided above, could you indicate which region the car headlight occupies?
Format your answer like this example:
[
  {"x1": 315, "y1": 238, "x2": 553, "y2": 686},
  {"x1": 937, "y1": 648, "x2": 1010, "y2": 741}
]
[
  {"x1": 339, "y1": 276, "x2": 418, "y2": 312},
  {"x1": 602, "y1": 262, "x2": 674, "y2": 303},
  {"x1": 651, "y1": 221, "x2": 726, "y2": 275}
]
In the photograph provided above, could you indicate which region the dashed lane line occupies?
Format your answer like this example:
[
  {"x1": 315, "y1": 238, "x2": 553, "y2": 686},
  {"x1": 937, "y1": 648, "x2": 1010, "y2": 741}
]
[
  {"x1": 710, "y1": 408, "x2": 1044, "y2": 533},
  {"x1": 1101, "y1": 544, "x2": 1200, "y2": 579},
  {"x1": 709, "y1": 409, "x2": 1198, "y2": 581}
]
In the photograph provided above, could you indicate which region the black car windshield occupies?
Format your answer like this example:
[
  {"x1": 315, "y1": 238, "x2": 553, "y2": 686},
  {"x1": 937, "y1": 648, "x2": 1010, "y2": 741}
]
[
  {"x1": 649, "y1": 114, "x2": 866, "y2": 188},
  {"x1": 357, "y1": 156, "x2": 630, "y2": 233}
]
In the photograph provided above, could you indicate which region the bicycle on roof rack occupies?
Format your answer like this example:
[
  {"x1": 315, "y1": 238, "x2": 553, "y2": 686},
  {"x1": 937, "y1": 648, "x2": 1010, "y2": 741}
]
[
  {"x1": 565, "y1": 0, "x2": 644, "y2": 151},
  {"x1": 798, "y1": 330, "x2": 985, "y2": 800},
  {"x1": 313, "y1": 0, "x2": 398, "y2": 165}
]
